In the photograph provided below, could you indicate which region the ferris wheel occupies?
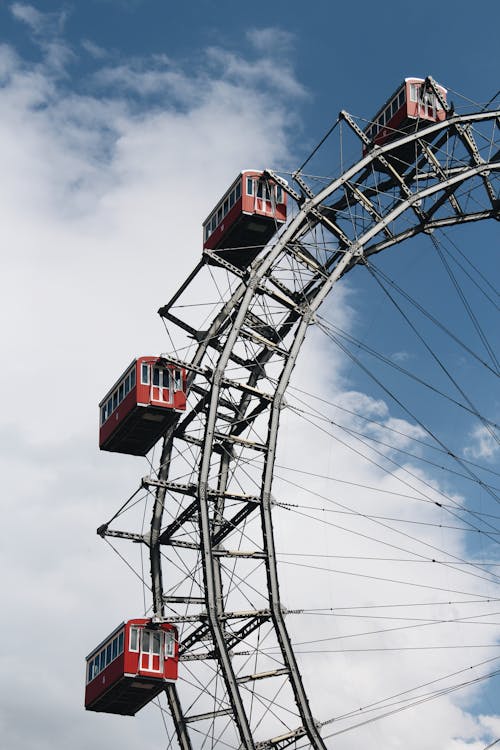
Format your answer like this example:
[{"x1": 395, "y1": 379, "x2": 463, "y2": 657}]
[{"x1": 86, "y1": 77, "x2": 500, "y2": 749}]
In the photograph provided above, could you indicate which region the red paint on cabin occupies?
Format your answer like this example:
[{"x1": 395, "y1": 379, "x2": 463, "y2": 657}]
[
  {"x1": 202, "y1": 170, "x2": 287, "y2": 267},
  {"x1": 363, "y1": 78, "x2": 448, "y2": 156},
  {"x1": 85, "y1": 619, "x2": 179, "y2": 716},
  {"x1": 98, "y1": 356, "x2": 187, "y2": 456}
]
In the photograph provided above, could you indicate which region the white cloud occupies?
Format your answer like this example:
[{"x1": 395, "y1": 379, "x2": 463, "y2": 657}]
[
  {"x1": 81, "y1": 38, "x2": 109, "y2": 60},
  {"x1": 10, "y1": 2, "x2": 47, "y2": 31},
  {"x1": 464, "y1": 425, "x2": 500, "y2": 461},
  {"x1": 206, "y1": 45, "x2": 307, "y2": 99},
  {"x1": 391, "y1": 349, "x2": 412, "y2": 363},
  {"x1": 0, "y1": 13, "x2": 305, "y2": 750},
  {"x1": 247, "y1": 27, "x2": 295, "y2": 56},
  {"x1": 478, "y1": 714, "x2": 500, "y2": 737},
  {"x1": 10, "y1": 3, "x2": 73, "y2": 73},
  {"x1": 94, "y1": 62, "x2": 200, "y2": 102},
  {"x1": 11, "y1": 2, "x2": 69, "y2": 35}
]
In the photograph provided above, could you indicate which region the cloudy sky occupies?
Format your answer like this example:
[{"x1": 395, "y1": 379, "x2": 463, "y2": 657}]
[{"x1": 0, "y1": 1, "x2": 499, "y2": 749}]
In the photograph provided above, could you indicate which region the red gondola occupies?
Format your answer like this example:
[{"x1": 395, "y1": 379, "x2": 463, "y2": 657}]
[
  {"x1": 85, "y1": 619, "x2": 178, "y2": 716},
  {"x1": 363, "y1": 77, "x2": 447, "y2": 158},
  {"x1": 99, "y1": 356, "x2": 187, "y2": 456},
  {"x1": 202, "y1": 169, "x2": 287, "y2": 268}
]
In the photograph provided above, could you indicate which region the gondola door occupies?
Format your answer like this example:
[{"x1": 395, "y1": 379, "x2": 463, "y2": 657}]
[
  {"x1": 256, "y1": 179, "x2": 272, "y2": 215},
  {"x1": 139, "y1": 629, "x2": 163, "y2": 674},
  {"x1": 151, "y1": 365, "x2": 171, "y2": 404}
]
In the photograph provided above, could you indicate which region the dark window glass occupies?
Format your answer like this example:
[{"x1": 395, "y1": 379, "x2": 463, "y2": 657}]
[
  {"x1": 153, "y1": 367, "x2": 160, "y2": 386},
  {"x1": 118, "y1": 631, "x2": 124, "y2": 654},
  {"x1": 216, "y1": 207, "x2": 222, "y2": 224},
  {"x1": 88, "y1": 662, "x2": 93, "y2": 682},
  {"x1": 130, "y1": 369, "x2": 136, "y2": 388},
  {"x1": 118, "y1": 384, "x2": 124, "y2": 402},
  {"x1": 130, "y1": 627, "x2": 138, "y2": 651},
  {"x1": 165, "y1": 631, "x2": 175, "y2": 657},
  {"x1": 106, "y1": 643, "x2": 112, "y2": 665},
  {"x1": 246, "y1": 177, "x2": 253, "y2": 196},
  {"x1": 107, "y1": 398, "x2": 113, "y2": 416},
  {"x1": 142, "y1": 630, "x2": 150, "y2": 653},
  {"x1": 112, "y1": 392, "x2": 118, "y2": 411},
  {"x1": 99, "y1": 651, "x2": 105, "y2": 671},
  {"x1": 141, "y1": 363, "x2": 149, "y2": 385},
  {"x1": 112, "y1": 638, "x2": 118, "y2": 659},
  {"x1": 124, "y1": 376, "x2": 129, "y2": 395},
  {"x1": 229, "y1": 190, "x2": 235, "y2": 208},
  {"x1": 235, "y1": 182, "x2": 241, "y2": 200},
  {"x1": 223, "y1": 198, "x2": 229, "y2": 215},
  {"x1": 152, "y1": 632, "x2": 161, "y2": 655},
  {"x1": 257, "y1": 181, "x2": 269, "y2": 200},
  {"x1": 101, "y1": 407, "x2": 106, "y2": 425},
  {"x1": 276, "y1": 186, "x2": 283, "y2": 203}
]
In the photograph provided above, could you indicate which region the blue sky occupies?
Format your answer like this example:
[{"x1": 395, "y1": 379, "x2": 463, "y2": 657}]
[
  {"x1": 2, "y1": 0, "x2": 499, "y2": 155},
  {"x1": 0, "y1": 2, "x2": 499, "y2": 749}
]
